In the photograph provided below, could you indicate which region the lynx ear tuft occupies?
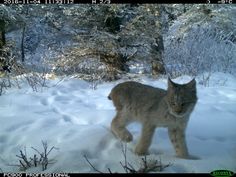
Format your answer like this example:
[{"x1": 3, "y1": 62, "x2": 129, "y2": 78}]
[{"x1": 168, "y1": 77, "x2": 175, "y2": 87}]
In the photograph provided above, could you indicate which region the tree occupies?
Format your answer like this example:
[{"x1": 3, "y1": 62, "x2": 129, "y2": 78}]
[{"x1": 0, "y1": 20, "x2": 6, "y2": 49}]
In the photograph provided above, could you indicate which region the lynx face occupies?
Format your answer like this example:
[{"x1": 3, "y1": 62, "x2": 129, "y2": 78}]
[{"x1": 166, "y1": 78, "x2": 197, "y2": 117}]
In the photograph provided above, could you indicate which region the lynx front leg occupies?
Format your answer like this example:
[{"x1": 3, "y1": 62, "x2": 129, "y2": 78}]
[
  {"x1": 111, "y1": 112, "x2": 133, "y2": 142},
  {"x1": 135, "y1": 124, "x2": 156, "y2": 156},
  {"x1": 168, "y1": 127, "x2": 189, "y2": 159}
]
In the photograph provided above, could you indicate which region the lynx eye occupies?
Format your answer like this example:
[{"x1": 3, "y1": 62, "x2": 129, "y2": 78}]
[{"x1": 171, "y1": 102, "x2": 176, "y2": 106}]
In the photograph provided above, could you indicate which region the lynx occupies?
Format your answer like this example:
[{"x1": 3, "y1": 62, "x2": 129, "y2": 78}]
[{"x1": 108, "y1": 78, "x2": 198, "y2": 159}]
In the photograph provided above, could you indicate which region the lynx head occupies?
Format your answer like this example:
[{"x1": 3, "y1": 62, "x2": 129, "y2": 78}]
[{"x1": 166, "y1": 78, "x2": 197, "y2": 117}]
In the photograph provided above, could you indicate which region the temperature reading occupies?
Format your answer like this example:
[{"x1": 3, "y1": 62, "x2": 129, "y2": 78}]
[{"x1": 218, "y1": 0, "x2": 233, "y2": 3}]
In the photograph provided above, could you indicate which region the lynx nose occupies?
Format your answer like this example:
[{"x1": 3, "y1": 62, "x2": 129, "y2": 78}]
[
  {"x1": 175, "y1": 107, "x2": 182, "y2": 114},
  {"x1": 176, "y1": 110, "x2": 181, "y2": 113}
]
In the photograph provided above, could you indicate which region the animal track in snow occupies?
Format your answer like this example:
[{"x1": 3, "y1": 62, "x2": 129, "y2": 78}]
[
  {"x1": 40, "y1": 98, "x2": 49, "y2": 106},
  {"x1": 62, "y1": 115, "x2": 73, "y2": 123}
]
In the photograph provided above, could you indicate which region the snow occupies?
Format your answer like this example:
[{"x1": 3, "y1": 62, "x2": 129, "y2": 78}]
[{"x1": 0, "y1": 72, "x2": 236, "y2": 173}]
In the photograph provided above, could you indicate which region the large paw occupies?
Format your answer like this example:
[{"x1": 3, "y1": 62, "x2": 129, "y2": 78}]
[
  {"x1": 120, "y1": 131, "x2": 133, "y2": 142},
  {"x1": 134, "y1": 146, "x2": 149, "y2": 156},
  {"x1": 112, "y1": 129, "x2": 133, "y2": 142}
]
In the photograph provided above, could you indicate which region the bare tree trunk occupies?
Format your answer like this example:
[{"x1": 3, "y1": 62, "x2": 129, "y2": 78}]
[
  {"x1": 21, "y1": 24, "x2": 26, "y2": 62},
  {"x1": 21, "y1": 6, "x2": 29, "y2": 63},
  {"x1": 0, "y1": 20, "x2": 6, "y2": 49},
  {"x1": 151, "y1": 5, "x2": 166, "y2": 76}
]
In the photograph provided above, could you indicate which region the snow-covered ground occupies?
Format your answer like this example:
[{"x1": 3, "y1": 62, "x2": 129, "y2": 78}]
[{"x1": 0, "y1": 72, "x2": 236, "y2": 173}]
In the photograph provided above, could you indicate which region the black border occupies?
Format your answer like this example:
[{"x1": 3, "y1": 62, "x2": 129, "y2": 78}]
[
  {"x1": 63, "y1": 0, "x2": 232, "y2": 4},
  {"x1": 1, "y1": 0, "x2": 235, "y2": 4},
  {"x1": 0, "y1": 173, "x2": 218, "y2": 177}
]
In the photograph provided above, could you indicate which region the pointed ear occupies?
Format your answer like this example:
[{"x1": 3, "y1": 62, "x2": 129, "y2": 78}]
[
  {"x1": 168, "y1": 77, "x2": 175, "y2": 87},
  {"x1": 186, "y1": 78, "x2": 196, "y2": 88}
]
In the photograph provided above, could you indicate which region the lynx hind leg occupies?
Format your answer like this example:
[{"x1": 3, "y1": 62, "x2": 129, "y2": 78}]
[
  {"x1": 111, "y1": 112, "x2": 133, "y2": 142},
  {"x1": 168, "y1": 127, "x2": 189, "y2": 159}
]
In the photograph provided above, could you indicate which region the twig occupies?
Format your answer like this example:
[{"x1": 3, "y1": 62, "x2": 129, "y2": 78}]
[
  {"x1": 19, "y1": 160, "x2": 27, "y2": 170},
  {"x1": 120, "y1": 161, "x2": 136, "y2": 173},
  {"x1": 128, "y1": 162, "x2": 136, "y2": 171},
  {"x1": 83, "y1": 155, "x2": 103, "y2": 173},
  {"x1": 137, "y1": 156, "x2": 172, "y2": 173},
  {"x1": 31, "y1": 147, "x2": 43, "y2": 158},
  {"x1": 41, "y1": 141, "x2": 58, "y2": 171},
  {"x1": 16, "y1": 150, "x2": 31, "y2": 167},
  {"x1": 121, "y1": 142, "x2": 128, "y2": 173},
  {"x1": 13, "y1": 141, "x2": 58, "y2": 171},
  {"x1": 30, "y1": 154, "x2": 38, "y2": 167},
  {"x1": 24, "y1": 146, "x2": 27, "y2": 160},
  {"x1": 107, "y1": 168, "x2": 113, "y2": 174},
  {"x1": 142, "y1": 156, "x2": 147, "y2": 170},
  {"x1": 126, "y1": 49, "x2": 138, "y2": 61},
  {"x1": 47, "y1": 146, "x2": 58, "y2": 156},
  {"x1": 119, "y1": 142, "x2": 136, "y2": 173}
]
